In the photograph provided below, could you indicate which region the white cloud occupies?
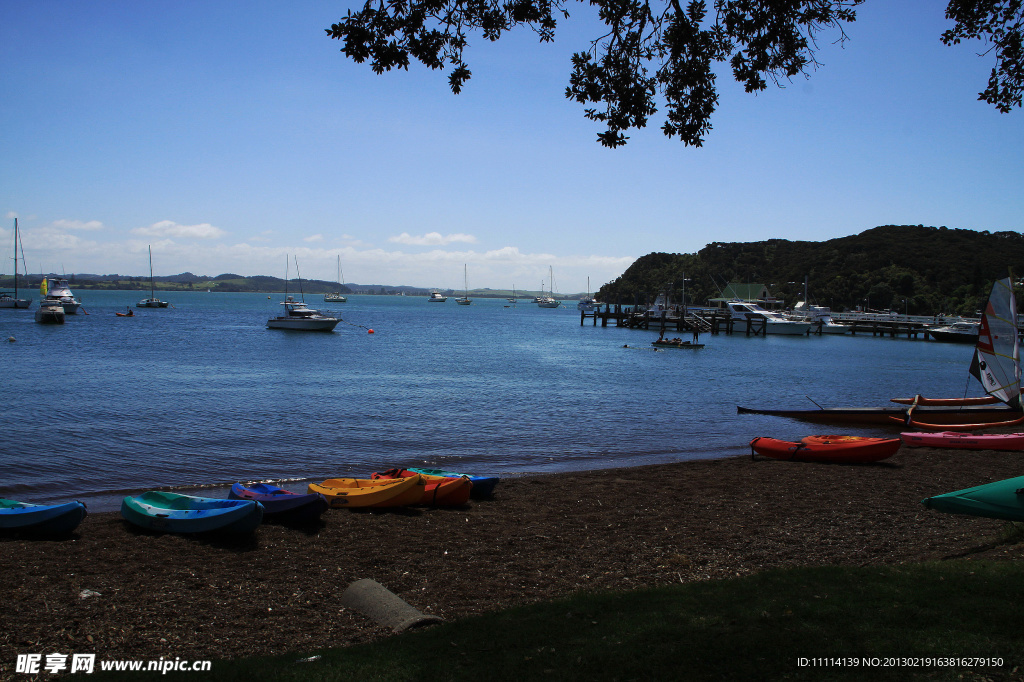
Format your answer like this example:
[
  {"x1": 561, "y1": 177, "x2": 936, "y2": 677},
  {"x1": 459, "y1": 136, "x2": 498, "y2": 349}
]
[
  {"x1": 52, "y1": 219, "x2": 104, "y2": 231},
  {"x1": 388, "y1": 231, "x2": 478, "y2": 246},
  {"x1": 303, "y1": 234, "x2": 324, "y2": 242},
  {"x1": 131, "y1": 220, "x2": 226, "y2": 240}
]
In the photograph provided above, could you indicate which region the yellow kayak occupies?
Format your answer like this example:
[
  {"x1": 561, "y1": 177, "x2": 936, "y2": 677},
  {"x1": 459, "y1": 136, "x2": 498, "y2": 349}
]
[{"x1": 308, "y1": 475, "x2": 425, "y2": 508}]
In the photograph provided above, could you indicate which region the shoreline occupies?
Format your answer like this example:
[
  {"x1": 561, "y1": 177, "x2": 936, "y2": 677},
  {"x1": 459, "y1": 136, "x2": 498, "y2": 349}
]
[{"x1": 2, "y1": 447, "x2": 1022, "y2": 677}]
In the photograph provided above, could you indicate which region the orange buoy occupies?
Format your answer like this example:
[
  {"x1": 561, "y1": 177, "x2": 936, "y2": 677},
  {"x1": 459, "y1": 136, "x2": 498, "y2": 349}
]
[{"x1": 368, "y1": 329, "x2": 374, "y2": 334}]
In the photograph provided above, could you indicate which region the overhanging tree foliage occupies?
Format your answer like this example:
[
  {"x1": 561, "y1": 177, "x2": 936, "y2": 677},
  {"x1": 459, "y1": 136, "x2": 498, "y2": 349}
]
[{"x1": 327, "y1": 0, "x2": 1022, "y2": 147}]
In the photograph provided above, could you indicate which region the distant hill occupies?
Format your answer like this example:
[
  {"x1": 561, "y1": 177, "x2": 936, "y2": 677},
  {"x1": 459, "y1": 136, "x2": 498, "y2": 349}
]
[{"x1": 596, "y1": 225, "x2": 1024, "y2": 316}]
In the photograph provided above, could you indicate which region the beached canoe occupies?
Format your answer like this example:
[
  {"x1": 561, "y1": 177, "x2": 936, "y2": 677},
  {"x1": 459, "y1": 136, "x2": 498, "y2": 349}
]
[
  {"x1": 121, "y1": 491, "x2": 264, "y2": 534},
  {"x1": 308, "y1": 475, "x2": 425, "y2": 509},
  {"x1": 371, "y1": 468, "x2": 473, "y2": 506},
  {"x1": 406, "y1": 467, "x2": 499, "y2": 499},
  {"x1": 0, "y1": 498, "x2": 87, "y2": 534},
  {"x1": 922, "y1": 475, "x2": 1024, "y2": 522},
  {"x1": 228, "y1": 483, "x2": 329, "y2": 521},
  {"x1": 749, "y1": 436, "x2": 901, "y2": 463},
  {"x1": 900, "y1": 431, "x2": 1024, "y2": 451},
  {"x1": 737, "y1": 404, "x2": 1021, "y2": 427}
]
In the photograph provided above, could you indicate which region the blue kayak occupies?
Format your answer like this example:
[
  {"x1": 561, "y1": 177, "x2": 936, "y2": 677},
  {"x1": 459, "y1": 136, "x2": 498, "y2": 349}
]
[
  {"x1": 406, "y1": 467, "x2": 499, "y2": 499},
  {"x1": 0, "y1": 498, "x2": 87, "y2": 534},
  {"x1": 228, "y1": 483, "x2": 329, "y2": 522},
  {"x1": 121, "y1": 491, "x2": 263, "y2": 534}
]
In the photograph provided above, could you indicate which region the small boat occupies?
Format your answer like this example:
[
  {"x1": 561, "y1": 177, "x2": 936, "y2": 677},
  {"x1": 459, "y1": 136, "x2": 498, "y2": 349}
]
[
  {"x1": 371, "y1": 468, "x2": 473, "y2": 506},
  {"x1": 34, "y1": 303, "x2": 65, "y2": 324},
  {"x1": 121, "y1": 491, "x2": 264, "y2": 533},
  {"x1": 428, "y1": 290, "x2": 448, "y2": 302},
  {"x1": 926, "y1": 321, "x2": 979, "y2": 344},
  {"x1": 324, "y1": 255, "x2": 348, "y2": 303},
  {"x1": 749, "y1": 435, "x2": 901, "y2": 463},
  {"x1": 900, "y1": 431, "x2": 1024, "y2": 451},
  {"x1": 0, "y1": 218, "x2": 31, "y2": 309},
  {"x1": 137, "y1": 245, "x2": 170, "y2": 308},
  {"x1": 115, "y1": 307, "x2": 135, "y2": 317},
  {"x1": 922, "y1": 475, "x2": 1024, "y2": 522},
  {"x1": 0, "y1": 498, "x2": 87, "y2": 534},
  {"x1": 308, "y1": 475, "x2": 425, "y2": 508},
  {"x1": 652, "y1": 338, "x2": 704, "y2": 349},
  {"x1": 228, "y1": 483, "x2": 329, "y2": 521},
  {"x1": 406, "y1": 467, "x2": 499, "y2": 499},
  {"x1": 40, "y1": 277, "x2": 82, "y2": 314},
  {"x1": 737, "y1": 403, "x2": 1022, "y2": 426}
]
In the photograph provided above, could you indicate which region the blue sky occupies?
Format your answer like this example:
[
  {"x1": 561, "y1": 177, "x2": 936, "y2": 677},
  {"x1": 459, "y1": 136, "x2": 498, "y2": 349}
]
[{"x1": 1, "y1": 1, "x2": 1021, "y2": 294}]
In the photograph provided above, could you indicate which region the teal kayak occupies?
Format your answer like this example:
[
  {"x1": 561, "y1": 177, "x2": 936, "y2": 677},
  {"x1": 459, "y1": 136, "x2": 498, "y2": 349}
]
[
  {"x1": 121, "y1": 491, "x2": 263, "y2": 534},
  {"x1": 406, "y1": 467, "x2": 498, "y2": 499},
  {"x1": 0, "y1": 498, "x2": 87, "y2": 534},
  {"x1": 921, "y1": 475, "x2": 1024, "y2": 522}
]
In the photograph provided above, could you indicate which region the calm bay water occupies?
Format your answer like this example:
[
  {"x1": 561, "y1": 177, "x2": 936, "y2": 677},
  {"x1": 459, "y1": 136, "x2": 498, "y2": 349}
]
[{"x1": 1, "y1": 291, "x2": 976, "y2": 510}]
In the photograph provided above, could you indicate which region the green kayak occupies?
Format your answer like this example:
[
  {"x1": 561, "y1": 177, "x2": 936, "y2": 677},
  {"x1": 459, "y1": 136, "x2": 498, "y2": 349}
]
[{"x1": 921, "y1": 475, "x2": 1024, "y2": 522}]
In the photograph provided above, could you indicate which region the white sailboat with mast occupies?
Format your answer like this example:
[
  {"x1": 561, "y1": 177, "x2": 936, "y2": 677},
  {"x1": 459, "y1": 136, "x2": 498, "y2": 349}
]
[
  {"x1": 137, "y1": 245, "x2": 170, "y2": 308},
  {"x1": 455, "y1": 264, "x2": 472, "y2": 305},
  {"x1": 267, "y1": 256, "x2": 340, "y2": 331},
  {"x1": 324, "y1": 255, "x2": 347, "y2": 303},
  {"x1": 0, "y1": 218, "x2": 32, "y2": 309},
  {"x1": 536, "y1": 266, "x2": 560, "y2": 308},
  {"x1": 894, "y1": 274, "x2": 1023, "y2": 430}
]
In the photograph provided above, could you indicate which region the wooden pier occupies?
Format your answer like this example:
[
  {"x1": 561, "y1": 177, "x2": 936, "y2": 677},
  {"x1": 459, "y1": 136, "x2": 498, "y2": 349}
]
[{"x1": 581, "y1": 304, "x2": 932, "y2": 339}]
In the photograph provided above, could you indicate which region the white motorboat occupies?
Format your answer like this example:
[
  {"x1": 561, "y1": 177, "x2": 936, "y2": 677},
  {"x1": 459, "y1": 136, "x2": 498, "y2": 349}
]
[
  {"x1": 34, "y1": 303, "x2": 65, "y2": 324},
  {"x1": 788, "y1": 301, "x2": 849, "y2": 334},
  {"x1": 40, "y1": 278, "x2": 82, "y2": 314},
  {"x1": 137, "y1": 245, "x2": 169, "y2": 308},
  {"x1": 927, "y1": 321, "x2": 980, "y2": 344},
  {"x1": 0, "y1": 218, "x2": 31, "y2": 309},
  {"x1": 724, "y1": 300, "x2": 812, "y2": 335},
  {"x1": 428, "y1": 290, "x2": 448, "y2": 302},
  {"x1": 267, "y1": 296, "x2": 340, "y2": 331}
]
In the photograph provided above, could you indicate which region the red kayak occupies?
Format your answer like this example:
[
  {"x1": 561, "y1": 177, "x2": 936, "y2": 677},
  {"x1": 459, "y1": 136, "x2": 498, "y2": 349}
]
[
  {"x1": 750, "y1": 435, "x2": 901, "y2": 463},
  {"x1": 900, "y1": 431, "x2": 1024, "y2": 451},
  {"x1": 371, "y1": 468, "x2": 473, "y2": 506}
]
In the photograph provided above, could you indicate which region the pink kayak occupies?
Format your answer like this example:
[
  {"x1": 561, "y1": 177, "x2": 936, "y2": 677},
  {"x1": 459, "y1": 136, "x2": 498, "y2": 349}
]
[{"x1": 900, "y1": 431, "x2": 1024, "y2": 451}]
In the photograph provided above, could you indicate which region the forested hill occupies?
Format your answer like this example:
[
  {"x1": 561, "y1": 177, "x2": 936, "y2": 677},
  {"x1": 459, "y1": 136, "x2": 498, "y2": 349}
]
[{"x1": 596, "y1": 225, "x2": 1024, "y2": 316}]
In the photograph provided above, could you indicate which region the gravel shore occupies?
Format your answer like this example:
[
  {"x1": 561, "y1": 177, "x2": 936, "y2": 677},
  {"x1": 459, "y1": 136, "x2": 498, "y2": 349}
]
[{"x1": 2, "y1": 445, "x2": 1022, "y2": 678}]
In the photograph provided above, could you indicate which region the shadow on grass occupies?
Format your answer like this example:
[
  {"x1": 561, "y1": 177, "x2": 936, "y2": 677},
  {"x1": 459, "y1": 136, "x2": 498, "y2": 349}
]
[{"x1": 90, "y1": 560, "x2": 1024, "y2": 681}]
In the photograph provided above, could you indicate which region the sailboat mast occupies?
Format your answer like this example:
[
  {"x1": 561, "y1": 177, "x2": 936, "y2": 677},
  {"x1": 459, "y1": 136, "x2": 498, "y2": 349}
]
[
  {"x1": 148, "y1": 245, "x2": 155, "y2": 298},
  {"x1": 12, "y1": 218, "x2": 18, "y2": 298}
]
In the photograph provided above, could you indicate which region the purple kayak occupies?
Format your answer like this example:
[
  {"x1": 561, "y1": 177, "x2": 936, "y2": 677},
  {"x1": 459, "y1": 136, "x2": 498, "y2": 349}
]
[{"x1": 229, "y1": 483, "x2": 329, "y2": 522}]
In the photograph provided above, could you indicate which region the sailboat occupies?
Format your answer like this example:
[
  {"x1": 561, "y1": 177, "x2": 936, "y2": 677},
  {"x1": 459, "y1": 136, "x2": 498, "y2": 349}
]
[
  {"x1": 268, "y1": 256, "x2": 340, "y2": 331},
  {"x1": 0, "y1": 218, "x2": 32, "y2": 309},
  {"x1": 893, "y1": 274, "x2": 1023, "y2": 430},
  {"x1": 577, "y1": 277, "x2": 598, "y2": 312},
  {"x1": 455, "y1": 264, "x2": 472, "y2": 305},
  {"x1": 137, "y1": 245, "x2": 169, "y2": 308},
  {"x1": 537, "y1": 266, "x2": 559, "y2": 308},
  {"x1": 737, "y1": 275, "x2": 1023, "y2": 429},
  {"x1": 507, "y1": 284, "x2": 517, "y2": 304},
  {"x1": 324, "y1": 255, "x2": 347, "y2": 303}
]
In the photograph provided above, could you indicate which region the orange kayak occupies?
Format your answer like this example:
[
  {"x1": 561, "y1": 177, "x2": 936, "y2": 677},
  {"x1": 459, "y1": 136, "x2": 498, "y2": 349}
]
[{"x1": 308, "y1": 475, "x2": 425, "y2": 508}]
